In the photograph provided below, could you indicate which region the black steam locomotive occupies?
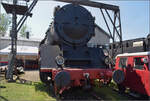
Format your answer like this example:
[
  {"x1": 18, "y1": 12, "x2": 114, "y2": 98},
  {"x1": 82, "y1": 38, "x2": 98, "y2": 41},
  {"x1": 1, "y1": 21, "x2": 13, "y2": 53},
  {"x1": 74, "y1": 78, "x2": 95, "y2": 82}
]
[{"x1": 39, "y1": 4, "x2": 112, "y2": 94}]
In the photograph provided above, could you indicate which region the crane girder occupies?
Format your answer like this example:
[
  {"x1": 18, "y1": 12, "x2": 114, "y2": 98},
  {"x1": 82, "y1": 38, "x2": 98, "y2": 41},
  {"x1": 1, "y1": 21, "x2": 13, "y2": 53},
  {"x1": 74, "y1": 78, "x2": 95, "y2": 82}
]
[{"x1": 55, "y1": 0, "x2": 119, "y2": 12}]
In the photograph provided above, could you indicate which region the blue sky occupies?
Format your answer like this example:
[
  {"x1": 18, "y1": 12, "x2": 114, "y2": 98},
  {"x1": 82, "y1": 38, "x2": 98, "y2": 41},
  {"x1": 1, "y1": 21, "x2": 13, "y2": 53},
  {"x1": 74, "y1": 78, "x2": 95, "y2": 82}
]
[{"x1": 1, "y1": 0, "x2": 150, "y2": 41}]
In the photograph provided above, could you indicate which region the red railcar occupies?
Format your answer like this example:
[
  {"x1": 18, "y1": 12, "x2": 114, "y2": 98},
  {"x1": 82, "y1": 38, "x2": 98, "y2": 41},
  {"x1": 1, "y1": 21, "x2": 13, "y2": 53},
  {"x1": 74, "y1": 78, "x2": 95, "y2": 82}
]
[{"x1": 113, "y1": 52, "x2": 150, "y2": 98}]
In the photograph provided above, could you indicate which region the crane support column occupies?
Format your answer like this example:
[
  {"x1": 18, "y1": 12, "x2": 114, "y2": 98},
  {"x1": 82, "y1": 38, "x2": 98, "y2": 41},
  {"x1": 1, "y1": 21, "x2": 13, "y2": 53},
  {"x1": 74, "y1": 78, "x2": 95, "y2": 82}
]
[
  {"x1": 2, "y1": 0, "x2": 38, "y2": 81},
  {"x1": 6, "y1": 0, "x2": 17, "y2": 81}
]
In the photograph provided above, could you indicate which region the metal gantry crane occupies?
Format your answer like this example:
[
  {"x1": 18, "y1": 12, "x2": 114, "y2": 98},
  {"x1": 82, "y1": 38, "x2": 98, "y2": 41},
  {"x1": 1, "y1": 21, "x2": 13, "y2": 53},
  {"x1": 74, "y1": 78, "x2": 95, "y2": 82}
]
[
  {"x1": 2, "y1": 0, "x2": 38, "y2": 81},
  {"x1": 1, "y1": 0, "x2": 122, "y2": 80}
]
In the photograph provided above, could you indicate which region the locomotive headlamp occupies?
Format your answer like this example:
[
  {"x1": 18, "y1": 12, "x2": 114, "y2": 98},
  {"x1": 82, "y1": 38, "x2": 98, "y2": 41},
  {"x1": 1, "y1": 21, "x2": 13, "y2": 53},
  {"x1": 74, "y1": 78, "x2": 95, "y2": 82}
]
[
  {"x1": 55, "y1": 55, "x2": 65, "y2": 65},
  {"x1": 104, "y1": 56, "x2": 110, "y2": 65}
]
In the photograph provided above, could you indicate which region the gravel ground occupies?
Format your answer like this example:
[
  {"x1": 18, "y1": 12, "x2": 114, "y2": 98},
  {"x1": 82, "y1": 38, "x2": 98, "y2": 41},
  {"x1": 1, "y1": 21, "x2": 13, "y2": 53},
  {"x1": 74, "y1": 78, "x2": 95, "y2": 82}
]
[{"x1": 20, "y1": 70, "x2": 40, "y2": 82}]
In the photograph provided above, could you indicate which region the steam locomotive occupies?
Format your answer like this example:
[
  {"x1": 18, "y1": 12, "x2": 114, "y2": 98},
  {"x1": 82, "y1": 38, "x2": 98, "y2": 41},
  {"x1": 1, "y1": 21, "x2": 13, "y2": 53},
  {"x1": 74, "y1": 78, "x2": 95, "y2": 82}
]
[{"x1": 39, "y1": 4, "x2": 112, "y2": 95}]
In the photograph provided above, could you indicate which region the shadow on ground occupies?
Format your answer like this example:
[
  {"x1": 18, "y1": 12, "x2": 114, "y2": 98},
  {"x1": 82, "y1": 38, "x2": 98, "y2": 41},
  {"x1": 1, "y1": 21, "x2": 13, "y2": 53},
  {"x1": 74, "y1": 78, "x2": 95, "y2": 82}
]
[
  {"x1": 0, "y1": 96, "x2": 9, "y2": 101},
  {"x1": 34, "y1": 83, "x2": 99, "y2": 100},
  {"x1": 34, "y1": 82, "x2": 55, "y2": 98}
]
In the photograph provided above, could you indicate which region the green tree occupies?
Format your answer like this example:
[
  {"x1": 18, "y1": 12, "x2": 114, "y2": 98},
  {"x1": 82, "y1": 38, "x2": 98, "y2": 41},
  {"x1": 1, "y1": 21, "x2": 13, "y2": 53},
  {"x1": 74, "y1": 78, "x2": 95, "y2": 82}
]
[
  {"x1": 19, "y1": 24, "x2": 27, "y2": 38},
  {"x1": 19, "y1": 24, "x2": 31, "y2": 38},
  {"x1": 0, "y1": 13, "x2": 11, "y2": 36}
]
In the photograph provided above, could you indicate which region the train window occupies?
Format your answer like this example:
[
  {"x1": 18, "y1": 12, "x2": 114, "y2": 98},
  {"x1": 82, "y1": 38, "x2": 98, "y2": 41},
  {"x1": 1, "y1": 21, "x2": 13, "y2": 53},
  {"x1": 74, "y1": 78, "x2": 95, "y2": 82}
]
[
  {"x1": 109, "y1": 45, "x2": 111, "y2": 49},
  {"x1": 16, "y1": 59, "x2": 24, "y2": 67},
  {"x1": 113, "y1": 44, "x2": 116, "y2": 48},
  {"x1": 119, "y1": 58, "x2": 127, "y2": 68},
  {"x1": 134, "y1": 57, "x2": 144, "y2": 70},
  {"x1": 126, "y1": 43, "x2": 129, "y2": 47},
  {"x1": 25, "y1": 60, "x2": 38, "y2": 69}
]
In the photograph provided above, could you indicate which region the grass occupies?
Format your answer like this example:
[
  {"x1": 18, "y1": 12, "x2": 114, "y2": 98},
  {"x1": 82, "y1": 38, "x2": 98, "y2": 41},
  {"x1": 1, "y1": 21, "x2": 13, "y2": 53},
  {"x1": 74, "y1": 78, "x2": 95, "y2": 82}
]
[
  {"x1": 94, "y1": 86, "x2": 129, "y2": 101},
  {"x1": 0, "y1": 79, "x2": 132, "y2": 101},
  {"x1": 93, "y1": 80, "x2": 131, "y2": 101},
  {"x1": 0, "y1": 80, "x2": 56, "y2": 101}
]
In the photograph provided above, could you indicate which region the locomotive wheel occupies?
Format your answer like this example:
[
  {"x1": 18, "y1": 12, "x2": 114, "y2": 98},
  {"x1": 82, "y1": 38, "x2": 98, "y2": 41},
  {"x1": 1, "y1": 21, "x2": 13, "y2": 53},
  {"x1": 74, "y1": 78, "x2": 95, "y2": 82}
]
[
  {"x1": 54, "y1": 71, "x2": 70, "y2": 88},
  {"x1": 113, "y1": 70, "x2": 126, "y2": 93},
  {"x1": 117, "y1": 84, "x2": 126, "y2": 93},
  {"x1": 112, "y1": 69, "x2": 125, "y2": 84}
]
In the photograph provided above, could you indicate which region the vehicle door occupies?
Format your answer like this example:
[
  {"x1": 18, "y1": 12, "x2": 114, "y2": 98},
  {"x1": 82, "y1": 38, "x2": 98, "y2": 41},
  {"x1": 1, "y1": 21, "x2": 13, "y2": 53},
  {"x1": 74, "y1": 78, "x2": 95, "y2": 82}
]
[
  {"x1": 117, "y1": 57, "x2": 131, "y2": 87},
  {"x1": 130, "y1": 56, "x2": 148, "y2": 94},
  {"x1": 124, "y1": 56, "x2": 134, "y2": 87}
]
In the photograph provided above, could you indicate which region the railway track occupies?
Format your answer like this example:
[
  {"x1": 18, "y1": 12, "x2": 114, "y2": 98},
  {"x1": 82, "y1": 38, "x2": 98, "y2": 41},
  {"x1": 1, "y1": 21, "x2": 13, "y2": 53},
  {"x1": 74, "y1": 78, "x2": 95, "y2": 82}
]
[
  {"x1": 49, "y1": 86, "x2": 104, "y2": 101},
  {"x1": 1, "y1": 70, "x2": 146, "y2": 100},
  {"x1": 1, "y1": 70, "x2": 103, "y2": 100}
]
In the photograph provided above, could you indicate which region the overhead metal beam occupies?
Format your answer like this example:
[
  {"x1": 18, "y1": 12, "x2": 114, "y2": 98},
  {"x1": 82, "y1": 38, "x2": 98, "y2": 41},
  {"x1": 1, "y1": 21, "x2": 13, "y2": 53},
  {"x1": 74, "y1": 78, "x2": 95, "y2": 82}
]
[
  {"x1": 100, "y1": 8, "x2": 113, "y2": 40},
  {"x1": 55, "y1": 0, "x2": 119, "y2": 11},
  {"x1": 2, "y1": 3, "x2": 28, "y2": 15},
  {"x1": 17, "y1": 0, "x2": 38, "y2": 33}
]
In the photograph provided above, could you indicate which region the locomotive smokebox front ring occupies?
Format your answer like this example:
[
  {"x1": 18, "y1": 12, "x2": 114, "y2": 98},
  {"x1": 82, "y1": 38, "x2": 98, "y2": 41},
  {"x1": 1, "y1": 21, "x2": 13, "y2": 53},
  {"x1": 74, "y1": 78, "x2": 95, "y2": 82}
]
[
  {"x1": 54, "y1": 71, "x2": 71, "y2": 88},
  {"x1": 54, "y1": 4, "x2": 95, "y2": 46}
]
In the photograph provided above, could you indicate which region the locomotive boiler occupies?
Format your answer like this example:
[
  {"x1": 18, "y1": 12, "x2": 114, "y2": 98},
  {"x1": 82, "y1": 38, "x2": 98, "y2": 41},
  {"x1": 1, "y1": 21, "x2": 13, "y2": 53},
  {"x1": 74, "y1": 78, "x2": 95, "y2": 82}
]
[{"x1": 39, "y1": 4, "x2": 112, "y2": 95}]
